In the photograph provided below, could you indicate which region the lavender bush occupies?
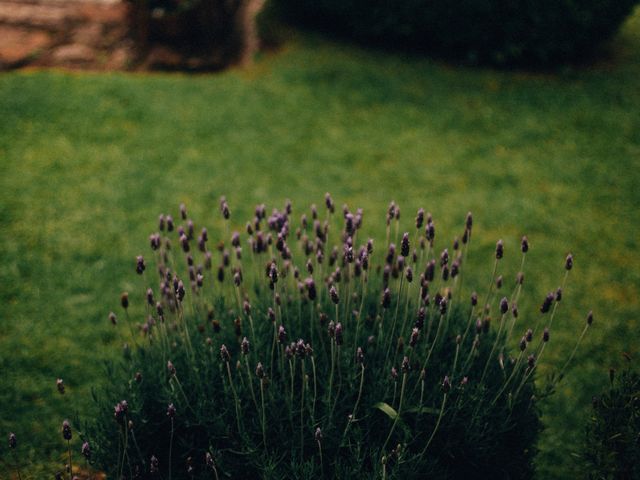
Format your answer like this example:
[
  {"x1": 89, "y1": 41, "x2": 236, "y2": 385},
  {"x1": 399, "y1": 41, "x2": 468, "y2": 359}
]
[{"x1": 80, "y1": 196, "x2": 591, "y2": 479}]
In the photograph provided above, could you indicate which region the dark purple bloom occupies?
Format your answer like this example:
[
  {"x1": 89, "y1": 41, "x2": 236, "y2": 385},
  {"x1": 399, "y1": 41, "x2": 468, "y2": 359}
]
[
  {"x1": 521, "y1": 236, "x2": 529, "y2": 253},
  {"x1": 543, "y1": 327, "x2": 550, "y2": 342},
  {"x1": 540, "y1": 292, "x2": 554, "y2": 313},
  {"x1": 401, "y1": 232, "x2": 410, "y2": 257},
  {"x1": 416, "y1": 208, "x2": 425, "y2": 229},
  {"x1": 56, "y1": 378, "x2": 65, "y2": 395},
  {"x1": 381, "y1": 288, "x2": 391, "y2": 309},
  {"x1": 329, "y1": 286, "x2": 339, "y2": 305},
  {"x1": 136, "y1": 255, "x2": 146, "y2": 275},
  {"x1": 442, "y1": 376, "x2": 451, "y2": 393},
  {"x1": 565, "y1": 253, "x2": 573, "y2": 271},
  {"x1": 220, "y1": 345, "x2": 230, "y2": 362},
  {"x1": 495, "y1": 240, "x2": 504, "y2": 260},
  {"x1": 121, "y1": 292, "x2": 129, "y2": 309},
  {"x1": 500, "y1": 297, "x2": 509, "y2": 314},
  {"x1": 167, "y1": 403, "x2": 176, "y2": 418},
  {"x1": 335, "y1": 323, "x2": 343, "y2": 346},
  {"x1": 62, "y1": 420, "x2": 72, "y2": 441},
  {"x1": 241, "y1": 337, "x2": 250, "y2": 355},
  {"x1": 8, "y1": 432, "x2": 16, "y2": 449}
]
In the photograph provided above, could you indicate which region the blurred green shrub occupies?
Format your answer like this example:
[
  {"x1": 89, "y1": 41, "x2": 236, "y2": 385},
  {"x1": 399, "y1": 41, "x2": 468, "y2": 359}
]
[
  {"x1": 583, "y1": 361, "x2": 640, "y2": 479},
  {"x1": 276, "y1": 0, "x2": 639, "y2": 66}
]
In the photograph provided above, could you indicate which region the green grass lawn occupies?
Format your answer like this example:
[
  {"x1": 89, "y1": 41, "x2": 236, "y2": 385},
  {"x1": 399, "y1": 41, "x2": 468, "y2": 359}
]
[{"x1": 1, "y1": 10, "x2": 639, "y2": 478}]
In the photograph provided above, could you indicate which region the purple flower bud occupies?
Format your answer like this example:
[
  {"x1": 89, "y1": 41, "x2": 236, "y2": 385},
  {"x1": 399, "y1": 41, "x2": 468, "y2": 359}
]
[
  {"x1": 8, "y1": 432, "x2": 16, "y2": 449},
  {"x1": 555, "y1": 288, "x2": 562, "y2": 302},
  {"x1": 543, "y1": 327, "x2": 550, "y2": 342},
  {"x1": 540, "y1": 292, "x2": 554, "y2": 314},
  {"x1": 356, "y1": 347, "x2": 364, "y2": 364},
  {"x1": 426, "y1": 222, "x2": 435, "y2": 243},
  {"x1": 439, "y1": 297, "x2": 447, "y2": 316},
  {"x1": 220, "y1": 345, "x2": 230, "y2": 362},
  {"x1": 305, "y1": 278, "x2": 317, "y2": 301},
  {"x1": 256, "y1": 362, "x2": 265, "y2": 379},
  {"x1": 329, "y1": 285, "x2": 339, "y2": 304},
  {"x1": 500, "y1": 297, "x2": 509, "y2": 314},
  {"x1": 325, "y1": 193, "x2": 334, "y2": 213},
  {"x1": 327, "y1": 321, "x2": 336, "y2": 339},
  {"x1": 409, "y1": 328, "x2": 419, "y2": 348},
  {"x1": 81, "y1": 441, "x2": 91, "y2": 460},
  {"x1": 150, "y1": 455, "x2": 159, "y2": 474},
  {"x1": 471, "y1": 292, "x2": 478, "y2": 306},
  {"x1": 56, "y1": 378, "x2": 65, "y2": 395},
  {"x1": 416, "y1": 208, "x2": 424, "y2": 229},
  {"x1": 519, "y1": 336, "x2": 527, "y2": 352},
  {"x1": 495, "y1": 240, "x2": 504, "y2": 259},
  {"x1": 149, "y1": 233, "x2": 161, "y2": 250},
  {"x1": 442, "y1": 376, "x2": 451, "y2": 393},
  {"x1": 391, "y1": 367, "x2": 398, "y2": 380},
  {"x1": 241, "y1": 337, "x2": 250, "y2": 355},
  {"x1": 315, "y1": 427, "x2": 323, "y2": 442},
  {"x1": 381, "y1": 288, "x2": 391, "y2": 309},
  {"x1": 521, "y1": 236, "x2": 529, "y2": 253},
  {"x1": 586, "y1": 310, "x2": 594, "y2": 326},
  {"x1": 440, "y1": 249, "x2": 449, "y2": 267},
  {"x1": 415, "y1": 307, "x2": 425, "y2": 330},
  {"x1": 425, "y1": 259, "x2": 435, "y2": 282},
  {"x1": 121, "y1": 292, "x2": 129, "y2": 309},
  {"x1": 466, "y1": 212, "x2": 473, "y2": 230},
  {"x1": 495, "y1": 275, "x2": 503, "y2": 289},
  {"x1": 158, "y1": 214, "x2": 166, "y2": 231},
  {"x1": 450, "y1": 260, "x2": 459, "y2": 278},
  {"x1": 511, "y1": 303, "x2": 519, "y2": 318},
  {"x1": 441, "y1": 265, "x2": 449, "y2": 281},
  {"x1": 527, "y1": 354, "x2": 536, "y2": 369},
  {"x1": 167, "y1": 403, "x2": 176, "y2": 418},
  {"x1": 406, "y1": 267, "x2": 413, "y2": 283},
  {"x1": 565, "y1": 254, "x2": 573, "y2": 271},
  {"x1": 278, "y1": 325, "x2": 287, "y2": 344},
  {"x1": 135, "y1": 371, "x2": 142, "y2": 383},
  {"x1": 167, "y1": 360, "x2": 176, "y2": 375},
  {"x1": 401, "y1": 356, "x2": 410, "y2": 373},
  {"x1": 166, "y1": 215, "x2": 174, "y2": 232},
  {"x1": 526, "y1": 328, "x2": 533, "y2": 342},
  {"x1": 335, "y1": 323, "x2": 343, "y2": 346},
  {"x1": 401, "y1": 233, "x2": 410, "y2": 257},
  {"x1": 62, "y1": 420, "x2": 72, "y2": 441},
  {"x1": 136, "y1": 255, "x2": 146, "y2": 275},
  {"x1": 386, "y1": 244, "x2": 396, "y2": 265}
]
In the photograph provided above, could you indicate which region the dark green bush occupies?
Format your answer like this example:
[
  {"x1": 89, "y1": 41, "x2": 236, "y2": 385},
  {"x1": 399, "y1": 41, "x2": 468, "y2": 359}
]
[
  {"x1": 583, "y1": 362, "x2": 640, "y2": 479},
  {"x1": 84, "y1": 198, "x2": 588, "y2": 479},
  {"x1": 277, "y1": 0, "x2": 639, "y2": 65}
]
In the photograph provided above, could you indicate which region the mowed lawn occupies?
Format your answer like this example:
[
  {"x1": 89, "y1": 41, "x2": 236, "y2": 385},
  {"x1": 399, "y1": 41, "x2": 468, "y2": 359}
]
[{"x1": 1, "y1": 10, "x2": 639, "y2": 478}]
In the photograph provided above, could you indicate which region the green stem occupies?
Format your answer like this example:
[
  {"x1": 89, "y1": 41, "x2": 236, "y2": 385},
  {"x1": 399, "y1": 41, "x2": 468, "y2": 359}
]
[
  {"x1": 382, "y1": 372, "x2": 407, "y2": 453},
  {"x1": 419, "y1": 393, "x2": 447, "y2": 458},
  {"x1": 226, "y1": 362, "x2": 242, "y2": 433}
]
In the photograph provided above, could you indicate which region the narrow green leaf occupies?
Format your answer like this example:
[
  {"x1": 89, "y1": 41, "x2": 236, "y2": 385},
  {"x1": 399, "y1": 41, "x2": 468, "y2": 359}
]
[{"x1": 374, "y1": 402, "x2": 398, "y2": 420}]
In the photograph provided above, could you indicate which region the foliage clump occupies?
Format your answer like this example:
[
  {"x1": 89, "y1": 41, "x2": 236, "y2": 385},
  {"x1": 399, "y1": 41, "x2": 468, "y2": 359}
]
[
  {"x1": 83, "y1": 196, "x2": 589, "y2": 479},
  {"x1": 278, "y1": 0, "x2": 639, "y2": 66},
  {"x1": 583, "y1": 360, "x2": 640, "y2": 480}
]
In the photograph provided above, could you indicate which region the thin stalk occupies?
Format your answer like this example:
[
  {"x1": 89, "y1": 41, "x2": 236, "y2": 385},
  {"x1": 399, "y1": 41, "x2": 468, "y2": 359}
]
[
  {"x1": 68, "y1": 439, "x2": 73, "y2": 480},
  {"x1": 300, "y1": 360, "x2": 306, "y2": 457},
  {"x1": 328, "y1": 339, "x2": 336, "y2": 406},
  {"x1": 479, "y1": 311, "x2": 508, "y2": 385},
  {"x1": 382, "y1": 372, "x2": 407, "y2": 453},
  {"x1": 342, "y1": 364, "x2": 365, "y2": 442},
  {"x1": 244, "y1": 356, "x2": 259, "y2": 411},
  {"x1": 310, "y1": 356, "x2": 318, "y2": 425},
  {"x1": 317, "y1": 440, "x2": 324, "y2": 478},
  {"x1": 225, "y1": 361, "x2": 242, "y2": 433},
  {"x1": 556, "y1": 323, "x2": 591, "y2": 386},
  {"x1": 419, "y1": 393, "x2": 448, "y2": 458},
  {"x1": 169, "y1": 418, "x2": 174, "y2": 480},
  {"x1": 384, "y1": 276, "x2": 404, "y2": 367},
  {"x1": 259, "y1": 379, "x2": 267, "y2": 451}
]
